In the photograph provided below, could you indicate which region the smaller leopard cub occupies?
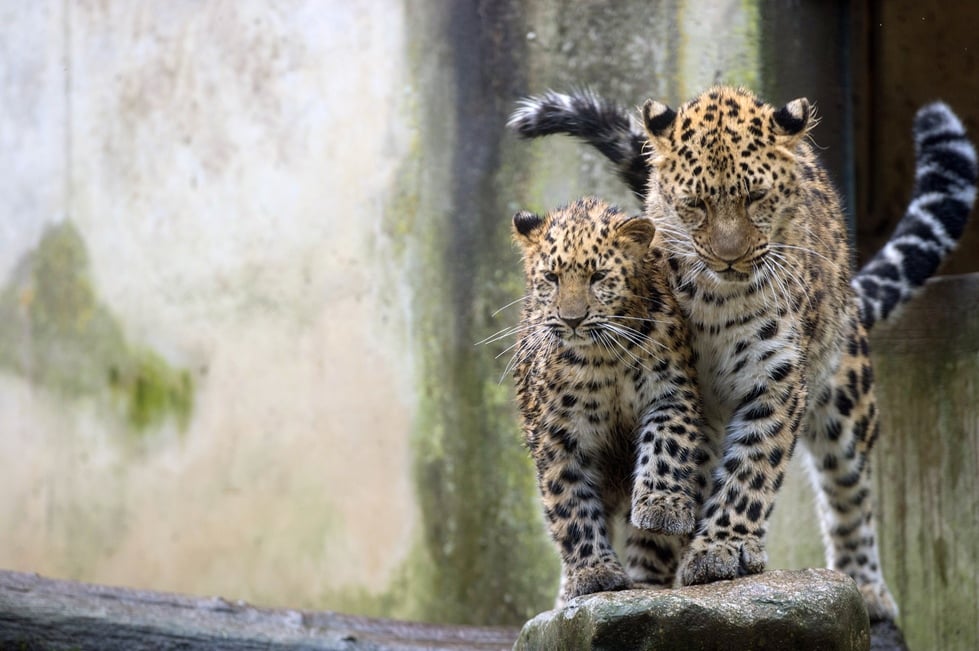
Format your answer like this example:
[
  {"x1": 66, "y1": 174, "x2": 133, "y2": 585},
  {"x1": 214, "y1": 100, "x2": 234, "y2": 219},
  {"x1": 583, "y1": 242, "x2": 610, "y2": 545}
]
[{"x1": 510, "y1": 197, "x2": 710, "y2": 603}]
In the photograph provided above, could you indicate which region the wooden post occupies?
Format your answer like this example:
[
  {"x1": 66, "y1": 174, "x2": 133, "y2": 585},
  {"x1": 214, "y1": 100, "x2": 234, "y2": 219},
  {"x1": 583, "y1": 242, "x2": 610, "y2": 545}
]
[
  {"x1": 870, "y1": 273, "x2": 979, "y2": 650},
  {"x1": 768, "y1": 273, "x2": 979, "y2": 649}
]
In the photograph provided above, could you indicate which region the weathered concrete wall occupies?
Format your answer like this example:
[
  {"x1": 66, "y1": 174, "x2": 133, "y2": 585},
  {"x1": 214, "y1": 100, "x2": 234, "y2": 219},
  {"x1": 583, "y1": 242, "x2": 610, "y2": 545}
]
[
  {"x1": 0, "y1": 0, "x2": 762, "y2": 626},
  {"x1": 1, "y1": 0, "x2": 423, "y2": 619},
  {"x1": 11, "y1": 0, "x2": 971, "y2": 636}
]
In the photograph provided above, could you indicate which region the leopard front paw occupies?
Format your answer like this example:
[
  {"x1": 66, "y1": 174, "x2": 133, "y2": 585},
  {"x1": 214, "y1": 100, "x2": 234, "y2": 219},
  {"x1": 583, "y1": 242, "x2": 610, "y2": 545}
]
[
  {"x1": 562, "y1": 562, "x2": 631, "y2": 601},
  {"x1": 677, "y1": 536, "x2": 767, "y2": 586},
  {"x1": 630, "y1": 490, "x2": 696, "y2": 535}
]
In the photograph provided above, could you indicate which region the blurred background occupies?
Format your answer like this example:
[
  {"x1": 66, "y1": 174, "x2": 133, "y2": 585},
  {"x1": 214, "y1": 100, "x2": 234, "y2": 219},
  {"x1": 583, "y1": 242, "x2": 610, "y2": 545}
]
[{"x1": 1, "y1": 1, "x2": 977, "y2": 648}]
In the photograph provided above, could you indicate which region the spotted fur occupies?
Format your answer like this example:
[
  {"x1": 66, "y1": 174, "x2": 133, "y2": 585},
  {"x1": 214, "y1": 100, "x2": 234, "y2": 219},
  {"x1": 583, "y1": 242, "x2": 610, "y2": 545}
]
[
  {"x1": 508, "y1": 86, "x2": 977, "y2": 622},
  {"x1": 507, "y1": 197, "x2": 710, "y2": 604}
]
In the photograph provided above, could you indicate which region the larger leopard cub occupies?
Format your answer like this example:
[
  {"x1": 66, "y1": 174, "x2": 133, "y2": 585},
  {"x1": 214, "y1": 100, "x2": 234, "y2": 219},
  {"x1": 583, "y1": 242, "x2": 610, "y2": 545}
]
[
  {"x1": 509, "y1": 197, "x2": 710, "y2": 604},
  {"x1": 510, "y1": 86, "x2": 977, "y2": 622}
]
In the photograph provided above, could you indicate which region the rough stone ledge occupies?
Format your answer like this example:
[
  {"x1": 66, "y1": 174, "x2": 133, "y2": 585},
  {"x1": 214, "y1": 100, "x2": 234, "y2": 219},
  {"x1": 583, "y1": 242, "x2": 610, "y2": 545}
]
[{"x1": 514, "y1": 568, "x2": 870, "y2": 651}]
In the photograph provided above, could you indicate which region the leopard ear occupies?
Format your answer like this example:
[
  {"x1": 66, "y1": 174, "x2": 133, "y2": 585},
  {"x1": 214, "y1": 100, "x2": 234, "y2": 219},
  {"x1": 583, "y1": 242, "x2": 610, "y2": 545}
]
[
  {"x1": 642, "y1": 99, "x2": 677, "y2": 139},
  {"x1": 512, "y1": 210, "x2": 546, "y2": 244},
  {"x1": 616, "y1": 216, "x2": 655, "y2": 252},
  {"x1": 773, "y1": 97, "x2": 813, "y2": 140}
]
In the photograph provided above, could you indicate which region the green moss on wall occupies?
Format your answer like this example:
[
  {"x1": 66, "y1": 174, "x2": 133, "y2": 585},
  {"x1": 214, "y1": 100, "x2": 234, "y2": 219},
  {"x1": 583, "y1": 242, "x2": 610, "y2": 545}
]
[
  {"x1": 335, "y1": 4, "x2": 559, "y2": 623},
  {"x1": 111, "y1": 347, "x2": 194, "y2": 432},
  {"x1": 0, "y1": 220, "x2": 194, "y2": 434},
  {"x1": 675, "y1": 0, "x2": 761, "y2": 96},
  {"x1": 352, "y1": 115, "x2": 557, "y2": 625},
  {"x1": 333, "y1": 0, "x2": 774, "y2": 628}
]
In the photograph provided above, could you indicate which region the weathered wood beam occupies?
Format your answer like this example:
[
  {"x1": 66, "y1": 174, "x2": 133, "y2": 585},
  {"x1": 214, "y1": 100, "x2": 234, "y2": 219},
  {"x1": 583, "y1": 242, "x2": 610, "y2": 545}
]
[
  {"x1": 870, "y1": 272, "x2": 979, "y2": 651},
  {"x1": 0, "y1": 570, "x2": 519, "y2": 651}
]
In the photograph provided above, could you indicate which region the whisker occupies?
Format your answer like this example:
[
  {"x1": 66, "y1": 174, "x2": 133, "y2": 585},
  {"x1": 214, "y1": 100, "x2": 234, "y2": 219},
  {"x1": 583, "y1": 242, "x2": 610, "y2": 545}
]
[
  {"x1": 494, "y1": 337, "x2": 527, "y2": 360},
  {"x1": 602, "y1": 322, "x2": 666, "y2": 356},
  {"x1": 605, "y1": 314, "x2": 669, "y2": 326},
  {"x1": 476, "y1": 322, "x2": 539, "y2": 346},
  {"x1": 769, "y1": 242, "x2": 837, "y2": 266},
  {"x1": 604, "y1": 329, "x2": 653, "y2": 373},
  {"x1": 491, "y1": 294, "x2": 529, "y2": 317},
  {"x1": 499, "y1": 328, "x2": 552, "y2": 383},
  {"x1": 596, "y1": 330, "x2": 626, "y2": 366},
  {"x1": 760, "y1": 257, "x2": 786, "y2": 316},
  {"x1": 768, "y1": 250, "x2": 814, "y2": 312}
]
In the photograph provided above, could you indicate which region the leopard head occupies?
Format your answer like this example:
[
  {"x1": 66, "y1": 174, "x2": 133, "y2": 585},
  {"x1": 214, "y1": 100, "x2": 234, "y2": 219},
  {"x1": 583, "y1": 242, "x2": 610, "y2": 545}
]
[
  {"x1": 512, "y1": 198, "x2": 656, "y2": 347},
  {"x1": 641, "y1": 86, "x2": 815, "y2": 279}
]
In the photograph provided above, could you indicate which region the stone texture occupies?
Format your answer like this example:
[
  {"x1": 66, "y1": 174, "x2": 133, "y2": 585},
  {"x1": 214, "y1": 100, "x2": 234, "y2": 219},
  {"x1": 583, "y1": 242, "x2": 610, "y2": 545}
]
[{"x1": 514, "y1": 569, "x2": 870, "y2": 651}]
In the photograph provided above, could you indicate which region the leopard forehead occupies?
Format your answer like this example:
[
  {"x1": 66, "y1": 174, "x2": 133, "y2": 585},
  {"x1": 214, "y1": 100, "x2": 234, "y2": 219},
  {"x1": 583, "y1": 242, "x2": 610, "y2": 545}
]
[
  {"x1": 533, "y1": 207, "x2": 636, "y2": 271},
  {"x1": 657, "y1": 87, "x2": 791, "y2": 197}
]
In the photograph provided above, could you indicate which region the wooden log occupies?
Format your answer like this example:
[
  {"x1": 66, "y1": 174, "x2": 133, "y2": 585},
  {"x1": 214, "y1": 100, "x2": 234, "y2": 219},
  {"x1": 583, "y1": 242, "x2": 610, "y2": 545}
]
[{"x1": 0, "y1": 570, "x2": 519, "y2": 651}]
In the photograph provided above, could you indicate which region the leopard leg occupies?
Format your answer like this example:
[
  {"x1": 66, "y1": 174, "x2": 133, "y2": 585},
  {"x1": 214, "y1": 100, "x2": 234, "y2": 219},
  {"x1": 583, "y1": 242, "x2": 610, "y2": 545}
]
[
  {"x1": 677, "y1": 364, "x2": 805, "y2": 587},
  {"x1": 535, "y1": 448, "x2": 630, "y2": 603},
  {"x1": 623, "y1": 521, "x2": 687, "y2": 588},
  {"x1": 802, "y1": 336, "x2": 898, "y2": 622},
  {"x1": 630, "y1": 394, "x2": 708, "y2": 536}
]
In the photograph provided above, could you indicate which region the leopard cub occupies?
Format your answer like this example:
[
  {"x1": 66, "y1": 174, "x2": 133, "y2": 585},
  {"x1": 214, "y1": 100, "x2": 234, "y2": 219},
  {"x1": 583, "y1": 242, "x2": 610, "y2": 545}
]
[{"x1": 509, "y1": 197, "x2": 710, "y2": 604}]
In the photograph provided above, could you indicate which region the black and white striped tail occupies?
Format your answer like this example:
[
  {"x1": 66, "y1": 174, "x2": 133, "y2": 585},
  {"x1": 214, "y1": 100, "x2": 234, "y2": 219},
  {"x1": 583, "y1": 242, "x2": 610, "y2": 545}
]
[
  {"x1": 852, "y1": 103, "x2": 977, "y2": 329},
  {"x1": 507, "y1": 90, "x2": 651, "y2": 199},
  {"x1": 510, "y1": 91, "x2": 977, "y2": 330}
]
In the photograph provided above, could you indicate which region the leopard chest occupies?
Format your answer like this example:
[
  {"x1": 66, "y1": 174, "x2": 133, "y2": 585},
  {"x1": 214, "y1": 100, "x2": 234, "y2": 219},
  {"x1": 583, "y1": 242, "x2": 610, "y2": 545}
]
[
  {"x1": 678, "y1": 278, "x2": 803, "y2": 431},
  {"x1": 534, "y1": 347, "x2": 646, "y2": 458}
]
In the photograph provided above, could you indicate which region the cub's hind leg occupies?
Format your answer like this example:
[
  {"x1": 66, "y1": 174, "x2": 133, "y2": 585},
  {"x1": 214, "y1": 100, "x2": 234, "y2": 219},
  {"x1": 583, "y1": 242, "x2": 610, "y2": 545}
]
[{"x1": 801, "y1": 331, "x2": 898, "y2": 622}]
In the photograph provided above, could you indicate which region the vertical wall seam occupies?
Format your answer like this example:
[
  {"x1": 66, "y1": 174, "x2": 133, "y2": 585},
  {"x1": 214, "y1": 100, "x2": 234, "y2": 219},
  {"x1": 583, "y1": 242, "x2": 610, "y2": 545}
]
[{"x1": 63, "y1": 0, "x2": 71, "y2": 224}]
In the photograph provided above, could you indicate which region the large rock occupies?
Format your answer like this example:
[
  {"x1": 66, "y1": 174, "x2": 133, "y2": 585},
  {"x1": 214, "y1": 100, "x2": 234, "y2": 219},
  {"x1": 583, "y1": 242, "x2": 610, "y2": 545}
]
[{"x1": 514, "y1": 569, "x2": 870, "y2": 651}]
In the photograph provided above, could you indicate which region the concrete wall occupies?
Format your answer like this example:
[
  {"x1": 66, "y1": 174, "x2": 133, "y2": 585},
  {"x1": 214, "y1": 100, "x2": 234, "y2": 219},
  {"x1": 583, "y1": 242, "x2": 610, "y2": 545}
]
[
  {"x1": 1, "y1": 0, "x2": 423, "y2": 617},
  {"x1": 5, "y1": 2, "x2": 973, "y2": 640},
  {"x1": 0, "y1": 0, "x2": 767, "y2": 625},
  {"x1": 871, "y1": 275, "x2": 979, "y2": 651}
]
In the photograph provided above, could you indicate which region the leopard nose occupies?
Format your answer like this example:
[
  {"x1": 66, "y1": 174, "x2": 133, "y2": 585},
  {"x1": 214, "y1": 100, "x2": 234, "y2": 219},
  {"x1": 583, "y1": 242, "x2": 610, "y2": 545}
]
[
  {"x1": 562, "y1": 314, "x2": 586, "y2": 330},
  {"x1": 712, "y1": 239, "x2": 749, "y2": 263},
  {"x1": 710, "y1": 221, "x2": 750, "y2": 262}
]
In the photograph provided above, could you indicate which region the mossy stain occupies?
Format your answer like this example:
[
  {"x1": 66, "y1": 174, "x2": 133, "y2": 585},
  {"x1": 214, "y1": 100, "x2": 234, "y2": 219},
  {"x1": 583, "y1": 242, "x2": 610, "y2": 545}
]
[{"x1": 0, "y1": 220, "x2": 194, "y2": 434}]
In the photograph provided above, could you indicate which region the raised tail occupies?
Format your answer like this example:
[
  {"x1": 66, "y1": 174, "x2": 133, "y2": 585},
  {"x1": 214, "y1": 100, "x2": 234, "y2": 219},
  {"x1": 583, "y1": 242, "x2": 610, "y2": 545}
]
[
  {"x1": 507, "y1": 89, "x2": 651, "y2": 200},
  {"x1": 510, "y1": 91, "x2": 977, "y2": 329},
  {"x1": 852, "y1": 102, "x2": 978, "y2": 329}
]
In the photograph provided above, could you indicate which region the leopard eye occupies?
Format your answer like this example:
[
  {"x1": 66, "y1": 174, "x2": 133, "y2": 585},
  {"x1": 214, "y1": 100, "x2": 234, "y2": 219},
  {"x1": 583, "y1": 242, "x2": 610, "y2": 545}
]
[
  {"x1": 681, "y1": 196, "x2": 707, "y2": 211},
  {"x1": 746, "y1": 189, "x2": 769, "y2": 206},
  {"x1": 590, "y1": 270, "x2": 608, "y2": 284},
  {"x1": 543, "y1": 271, "x2": 559, "y2": 284}
]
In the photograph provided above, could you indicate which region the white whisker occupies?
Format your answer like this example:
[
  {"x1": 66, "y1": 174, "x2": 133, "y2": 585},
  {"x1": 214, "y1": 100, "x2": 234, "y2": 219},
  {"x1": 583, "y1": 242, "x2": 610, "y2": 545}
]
[
  {"x1": 491, "y1": 294, "x2": 530, "y2": 317},
  {"x1": 605, "y1": 314, "x2": 669, "y2": 326},
  {"x1": 769, "y1": 242, "x2": 837, "y2": 267},
  {"x1": 602, "y1": 327, "x2": 653, "y2": 372},
  {"x1": 476, "y1": 322, "x2": 539, "y2": 346}
]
